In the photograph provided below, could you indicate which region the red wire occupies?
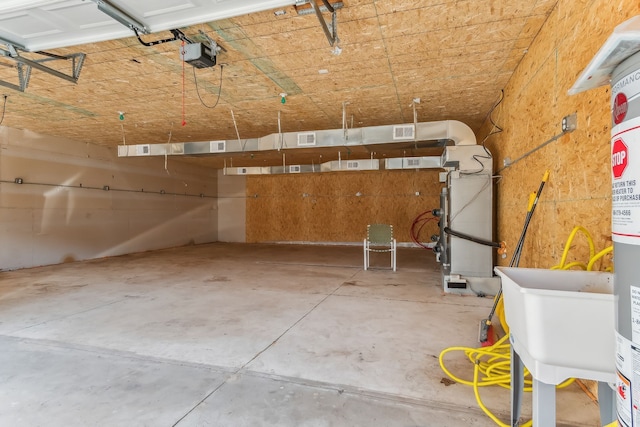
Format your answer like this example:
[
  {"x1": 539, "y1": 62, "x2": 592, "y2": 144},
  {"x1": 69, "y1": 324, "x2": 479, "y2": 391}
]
[
  {"x1": 181, "y1": 40, "x2": 186, "y2": 127},
  {"x1": 410, "y1": 210, "x2": 438, "y2": 250}
]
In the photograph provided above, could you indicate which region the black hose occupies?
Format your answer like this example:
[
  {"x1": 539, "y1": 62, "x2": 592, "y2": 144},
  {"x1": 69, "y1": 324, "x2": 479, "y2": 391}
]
[
  {"x1": 443, "y1": 227, "x2": 502, "y2": 248},
  {"x1": 321, "y1": 0, "x2": 335, "y2": 13}
]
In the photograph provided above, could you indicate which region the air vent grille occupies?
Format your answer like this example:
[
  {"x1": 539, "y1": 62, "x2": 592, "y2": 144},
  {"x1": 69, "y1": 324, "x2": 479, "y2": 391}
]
[
  {"x1": 406, "y1": 158, "x2": 420, "y2": 167},
  {"x1": 393, "y1": 125, "x2": 415, "y2": 140},
  {"x1": 347, "y1": 161, "x2": 360, "y2": 169},
  {"x1": 136, "y1": 144, "x2": 150, "y2": 155},
  {"x1": 297, "y1": 132, "x2": 316, "y2": 146},
  {"x1": 210, "y1": 140, "x2": 226, "y2": 152},
  {"x1": 289, "y1": 165, "x2": 301, "y2": 173}
]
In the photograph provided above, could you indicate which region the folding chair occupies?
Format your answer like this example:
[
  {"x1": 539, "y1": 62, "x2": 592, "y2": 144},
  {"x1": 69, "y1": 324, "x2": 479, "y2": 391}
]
[{"x1": 363, "y1": 224, "x2": 397, "y2": 271}]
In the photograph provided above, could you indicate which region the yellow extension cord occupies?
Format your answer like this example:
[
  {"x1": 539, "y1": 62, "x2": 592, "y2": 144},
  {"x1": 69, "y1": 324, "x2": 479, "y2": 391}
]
[{"x1": 439, "y1": 226, "x2": 614, "y2": 427}]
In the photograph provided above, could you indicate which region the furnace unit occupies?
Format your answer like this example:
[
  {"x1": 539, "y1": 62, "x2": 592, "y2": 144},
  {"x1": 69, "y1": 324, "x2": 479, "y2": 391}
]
[{"x1": 433, "y1": 145, "x2": 500, "y2": 296}]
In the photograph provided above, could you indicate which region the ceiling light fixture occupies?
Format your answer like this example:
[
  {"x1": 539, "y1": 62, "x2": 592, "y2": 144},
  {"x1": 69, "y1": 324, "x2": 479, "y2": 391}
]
[
  {"x1": 318, "y1": 69, "x2": 329, "y2": 74},
  {"x1": 274, "y1": 10, "x2": 286, "y2": 16}
]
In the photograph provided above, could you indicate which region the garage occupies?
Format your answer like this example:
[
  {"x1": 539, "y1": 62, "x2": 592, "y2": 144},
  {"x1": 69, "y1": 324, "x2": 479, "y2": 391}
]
[{"x1": 0, "y1": 1, "x2": 633, "y2": 426}]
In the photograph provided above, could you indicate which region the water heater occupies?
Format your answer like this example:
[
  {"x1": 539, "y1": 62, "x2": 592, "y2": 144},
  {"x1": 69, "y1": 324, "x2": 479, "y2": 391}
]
[{"x1": 612, "y1": 50, "x2": 640, "y2": 427}]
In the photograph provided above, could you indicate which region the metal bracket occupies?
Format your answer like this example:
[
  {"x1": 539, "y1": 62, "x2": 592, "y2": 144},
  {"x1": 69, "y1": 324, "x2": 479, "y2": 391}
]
[
  {"x1": 308, "y1": 0, "x2": 339, "y2": 47},
  {"x1": 90, "y1": 0, "x2": 148, "y2": 34},
  {"x1": 0, "y1": 45, "x2": 86, "y2": 92},
  {"x1": 295, "y1": 1, "x2": 343, "y2": 15},
  {"x1": 197, "y1": 29, "x2": 227, "y2": 56},
  {"x1": 561, "y1": 113, "x2": 577, "y2": 132}
]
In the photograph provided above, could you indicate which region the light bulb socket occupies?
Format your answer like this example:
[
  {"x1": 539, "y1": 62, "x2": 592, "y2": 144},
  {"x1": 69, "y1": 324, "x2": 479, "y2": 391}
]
[{"x1": 14, "y1": 177, "x2": 23, "y2": 184}]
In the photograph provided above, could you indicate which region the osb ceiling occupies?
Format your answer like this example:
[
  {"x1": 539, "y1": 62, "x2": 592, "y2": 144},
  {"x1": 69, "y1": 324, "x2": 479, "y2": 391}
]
[{"x1": 0, "y1": 0, "x2": 557, "y2": 168}]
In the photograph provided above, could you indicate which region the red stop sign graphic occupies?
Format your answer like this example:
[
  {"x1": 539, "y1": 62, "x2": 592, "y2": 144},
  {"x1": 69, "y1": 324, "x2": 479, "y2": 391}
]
[{"x1": 612, "y1": 138, "x2": 628, "y2": 179}]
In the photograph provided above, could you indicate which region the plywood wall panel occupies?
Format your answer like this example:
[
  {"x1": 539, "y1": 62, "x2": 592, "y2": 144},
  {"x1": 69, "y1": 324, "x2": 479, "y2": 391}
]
[
  {"x1": 246, "y1": 170, "x2": 442, "y2": 243},
  {"x1": 478, "y1": 0, "x2": 640, "y2": 269}
]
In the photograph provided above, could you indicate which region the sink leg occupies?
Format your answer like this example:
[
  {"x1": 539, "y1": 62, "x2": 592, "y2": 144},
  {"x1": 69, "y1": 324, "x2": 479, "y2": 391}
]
[
  {"x1": 511, "y1": 343, "x2": 524, "y2": 427},
  {"x1": 598, "y1": 381, "x2": 616, "y2": 425},
  {"x1": 533, "y1": 378, "x2": 556, "y2": 427}
]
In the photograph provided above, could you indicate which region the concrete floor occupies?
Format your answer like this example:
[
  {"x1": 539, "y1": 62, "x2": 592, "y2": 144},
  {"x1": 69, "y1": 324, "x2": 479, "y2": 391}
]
[{"x1": 0, "y1": 243, "x2": 601, "y2": 426}]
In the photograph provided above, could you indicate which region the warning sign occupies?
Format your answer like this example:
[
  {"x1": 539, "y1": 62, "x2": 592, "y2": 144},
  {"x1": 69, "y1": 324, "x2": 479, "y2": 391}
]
[
  {"x1": 613, "y1": 138, "x2": 629, "y2": 179},
  {"x1": 612, "y1": 116, "x2": 640, "y2": 244},
  {"x1": 617, "y1": 332, "x2": 633, "y2": 427}
]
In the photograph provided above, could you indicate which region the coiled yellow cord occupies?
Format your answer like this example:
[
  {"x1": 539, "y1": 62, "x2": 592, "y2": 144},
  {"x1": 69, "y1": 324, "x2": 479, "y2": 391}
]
[
  {"x1": 439, "y1": 226, "x2": 613, "y2": 426},
  {"x1": 588, "y1": 246, "x2": 614, "y2": 272},
  {"x1": 551, "y1": 226, "x2": 596, "y2": 270},
  {"x1": 439, "y1": 331, "x2": 574, "y2": 426}
]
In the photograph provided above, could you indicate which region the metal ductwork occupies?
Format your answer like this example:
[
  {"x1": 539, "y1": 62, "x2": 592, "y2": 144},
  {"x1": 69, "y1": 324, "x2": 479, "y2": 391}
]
[
  {"x1": 117, "y1": 120, "x2": 477, "y2": 159},
  {"x1": 224, "y1": 158, "x2": 381, "y2": 175},
  {"x1": 384, "y1": 156, "x2": 442, "y2": 170}
]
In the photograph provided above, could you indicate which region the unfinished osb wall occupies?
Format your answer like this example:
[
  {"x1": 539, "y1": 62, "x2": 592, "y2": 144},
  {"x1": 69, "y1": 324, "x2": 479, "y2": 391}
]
[
  {"x1": 477, "y1": 0, "x2": 639, "y2": 270},
  {"x1": 246, "y1": 170, "x2": 442, "y2": 244}
]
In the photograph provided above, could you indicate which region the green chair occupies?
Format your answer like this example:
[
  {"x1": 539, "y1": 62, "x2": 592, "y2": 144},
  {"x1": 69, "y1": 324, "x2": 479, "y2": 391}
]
[{"x1": 363, "y1": 224, "x2": 397, "y2": 271}]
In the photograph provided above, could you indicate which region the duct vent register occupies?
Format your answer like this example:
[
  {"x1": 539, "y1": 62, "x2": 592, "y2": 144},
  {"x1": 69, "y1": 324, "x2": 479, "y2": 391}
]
[
  {"x1": 393, "y1": 125, "x2": 415, "y2": 140},
  {"x1": 210, "y1": 140, "x2": 226, "y2": 152},
  {"x1": 297, "y1": 132, "x2": 316, "y2": 146}
]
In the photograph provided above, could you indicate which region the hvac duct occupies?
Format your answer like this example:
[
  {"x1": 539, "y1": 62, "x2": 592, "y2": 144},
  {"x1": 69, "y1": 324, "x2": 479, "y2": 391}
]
[
  {"x1": 384, "y1": 157, "x2": 442, "y2": 170},
  {"x1": 117, "y1": 120, "x2": 476, "y2": 158},
  {"x1": 224, "y1": 159, "x2": 380, "y2": 175}
]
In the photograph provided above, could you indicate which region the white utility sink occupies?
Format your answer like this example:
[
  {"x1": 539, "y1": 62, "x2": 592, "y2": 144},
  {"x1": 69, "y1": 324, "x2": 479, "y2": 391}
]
[{"x1": 494, "y1": 267, "x2": 616, "y2": 384}]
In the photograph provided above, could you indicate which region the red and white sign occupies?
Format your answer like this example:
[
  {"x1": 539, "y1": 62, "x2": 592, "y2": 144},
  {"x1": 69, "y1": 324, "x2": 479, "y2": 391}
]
[
  {"x1": 613, "y1": 138, "x2": 629, "y2": 179},
  {"x1": 615, "y1": 92, "x2": 628, "y2": 124},
  {"x1": 611, "y1": 116, "x2": 640, "y2": 244}
]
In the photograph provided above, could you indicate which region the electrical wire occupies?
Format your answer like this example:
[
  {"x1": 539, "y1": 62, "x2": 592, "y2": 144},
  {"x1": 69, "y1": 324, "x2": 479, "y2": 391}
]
[
  {"x1": 0, "y1": 95, "x2": 7, "y2": 126},
  {"x1": 410, "y1": 210, "x2": 438, "y2": 249},
  {"x1": 481, "y1": 89, "x2": 505, "y2": 147},
  {"x1": 193, "y1": 64, "x2": 224, "y2": 109},
  {"x1": 462, "y1": 90, "x2": 504, "y2": 175}
]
